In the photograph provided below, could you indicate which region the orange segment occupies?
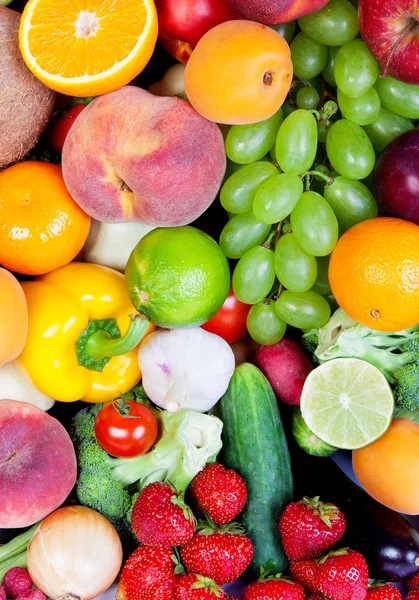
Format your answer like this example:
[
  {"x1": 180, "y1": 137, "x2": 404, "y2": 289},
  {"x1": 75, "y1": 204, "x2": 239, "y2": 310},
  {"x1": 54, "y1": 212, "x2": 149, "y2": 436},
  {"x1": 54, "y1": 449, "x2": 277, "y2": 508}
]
[{"x1": 19, "y1": 0, "x2": 158, "y2": 96}]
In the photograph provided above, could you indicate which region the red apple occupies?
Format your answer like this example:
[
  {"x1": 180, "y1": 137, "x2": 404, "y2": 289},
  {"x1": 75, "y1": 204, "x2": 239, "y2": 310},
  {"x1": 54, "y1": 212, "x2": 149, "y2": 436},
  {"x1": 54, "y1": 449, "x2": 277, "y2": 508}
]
[
  {"x1": 359, "y1": 0, "x2": 419, "y2": 84},
  {"x1": 154, "y1": 0, "x2": 240, "y2": 63},
  {"x1": 226, "y1": 0, "x2": 329, "y2": 25}
]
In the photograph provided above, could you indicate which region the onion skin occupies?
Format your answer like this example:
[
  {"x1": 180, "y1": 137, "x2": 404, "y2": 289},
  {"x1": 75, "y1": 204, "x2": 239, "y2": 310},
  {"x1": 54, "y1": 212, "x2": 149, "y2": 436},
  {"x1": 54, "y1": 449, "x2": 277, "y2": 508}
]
[{"x1": 27, "y1": 506, "x2": 122, "y2": 600}]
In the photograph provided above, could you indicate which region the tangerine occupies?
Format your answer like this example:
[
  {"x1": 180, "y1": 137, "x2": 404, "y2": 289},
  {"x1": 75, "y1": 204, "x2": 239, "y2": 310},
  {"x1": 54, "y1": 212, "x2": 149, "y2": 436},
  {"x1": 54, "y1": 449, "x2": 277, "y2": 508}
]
[
  {"x1": 329, "y1": 217, "x2": 419, "y2": 332},
  {"x1": 0, "y1": 269, "x2": 28, "y2": 367},
  {"x1": 0, "y1": 161, "x2": 91, "y2": 276}
]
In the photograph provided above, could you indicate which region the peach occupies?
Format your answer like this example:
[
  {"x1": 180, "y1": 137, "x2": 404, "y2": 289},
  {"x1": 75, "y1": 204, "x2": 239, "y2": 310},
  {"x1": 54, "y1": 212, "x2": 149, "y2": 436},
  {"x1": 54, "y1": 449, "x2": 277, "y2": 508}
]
[
  {"x1": 227, "y1": 0, "x2": 330, "y2": 25},
  {"x1": 61, "y1": 86, "x2": 226, "y2": 226}
]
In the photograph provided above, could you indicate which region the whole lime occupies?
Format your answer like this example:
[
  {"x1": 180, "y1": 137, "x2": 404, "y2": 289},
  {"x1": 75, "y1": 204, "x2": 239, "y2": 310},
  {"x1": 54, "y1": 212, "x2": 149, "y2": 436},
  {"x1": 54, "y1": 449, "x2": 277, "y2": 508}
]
[{"x1": 125, "y1": 226, "x2": 230, "y2": 328}]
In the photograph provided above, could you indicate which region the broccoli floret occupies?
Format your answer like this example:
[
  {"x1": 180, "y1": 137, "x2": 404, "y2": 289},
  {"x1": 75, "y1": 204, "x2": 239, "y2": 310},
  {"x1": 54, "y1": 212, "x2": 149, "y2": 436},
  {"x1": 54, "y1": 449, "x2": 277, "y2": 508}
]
[
  {"x1": 301, "y1": 329, "x2": 320, "y2": 362},
  {"x1": 394, "y1": 361, "x2": 419, "y2": 412}
]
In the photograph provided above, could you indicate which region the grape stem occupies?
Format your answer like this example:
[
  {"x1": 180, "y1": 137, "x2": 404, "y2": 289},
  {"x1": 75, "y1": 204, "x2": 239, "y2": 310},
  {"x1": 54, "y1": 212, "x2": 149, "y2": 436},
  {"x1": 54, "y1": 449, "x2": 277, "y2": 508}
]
[
  {"x1": 263, "y1": 220, "x2": 284, "y2": 250},
  {"x1": 302, "y1": 170, "x2": 335, "y2": 187}
]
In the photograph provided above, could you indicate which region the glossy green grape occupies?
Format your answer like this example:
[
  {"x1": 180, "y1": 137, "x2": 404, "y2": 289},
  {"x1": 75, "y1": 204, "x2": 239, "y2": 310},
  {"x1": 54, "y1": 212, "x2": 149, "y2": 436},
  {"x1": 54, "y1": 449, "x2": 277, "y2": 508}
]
[
  {"x1": 232, "y1": 246, "x2": 276, "y2": 305},
  {"x1": 246, "y1": 302, "x2": 287, "y2": 345},
  {"x1": 324, "y1": 176, "x2": 378, "y2": 233},
  {"x1": 363, "y1": 108, "x2": 415, "y2": 153},
  {"x1": 219, "y1": 211, "x2": 271, "y2": 259},
  {"x1": 253, "y1": 173, "x2": 303, "y2": 224},
  {"x1": 282, "y1": 100, "x2": 297, "y2": 118},
  {"x1": 375, "y1": 76, "x2": 419, "y2": 119},
  {"x1": 297, "y1": 87, "x2": 320, "y2": 110},
  {"x1": 326, "y1": 119, "x2": 375, "y2": 180},
  {"x1": 225, "y1": 109, "x2": 283, "y2": 164},
  {"x1": 270, "y1": 21, "x2": 296, "y2": 44},
  {"x1": 276, "y1": 110, "x2": 318, "y2": 175},
  {"x1": 274, "y1": 233, "x2": 318, "y2": 293},
  {"x1": 290, "y1": 191, "x2": 339, "y2": 256},
  {"x1": 334, "y1": 40, "x2": 379, "y2": 98},
  {"x1": 220, "y1": 161, "x2": 278, "y2": 214},
  {"x1": 275, "y1": 290, "x2": 331, "y2": 329},
  {"x1": 311, "y1": 255, "x2": 332, "y2": 296},
  {"x1": 337, "y1": 87, "x2": 381, "y2": 126},
  {"x1": 322, "y1": 47, "x2": 339, "y2": 87},
  {"x1": 290, "y1": 32, "x2": 328, "y2": 80},
  {"x1": 298, "y1": 0, "x2": 359, "y2": 46}
]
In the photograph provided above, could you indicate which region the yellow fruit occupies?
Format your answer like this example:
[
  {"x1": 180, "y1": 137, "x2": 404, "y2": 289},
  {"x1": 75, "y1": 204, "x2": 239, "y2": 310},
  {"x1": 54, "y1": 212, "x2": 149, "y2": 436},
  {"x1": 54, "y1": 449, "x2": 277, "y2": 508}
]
[{"x1": 19, "y1": 0, "x2": 158, "y2": 97}]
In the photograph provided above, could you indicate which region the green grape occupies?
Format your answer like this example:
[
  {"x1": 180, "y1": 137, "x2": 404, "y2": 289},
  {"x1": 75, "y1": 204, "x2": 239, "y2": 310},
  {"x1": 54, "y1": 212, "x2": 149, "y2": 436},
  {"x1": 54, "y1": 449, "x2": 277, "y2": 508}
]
[
  {"x1": 282, "y1": 100, "x2": 297, "y2": 118},
  {"x1": 337, "y1": 87, "x2": 381, "y2": 126},
  {"x1": 270, "y1": 21, "x2": 296, "y2": 44},
  {"x1": 253, "y1": 173, "x2": 303, "y2": 224},
  {"x1": 290, "y1": 32, "x2": 328, "y2": 80},
  {"x1": 275, "y1": 290, "x2": 331, "y2": 329},
  {"x1": 220, "y1": 161, "x2": 278, "y2": 214},
  {"x1": 224, "y1": 159, "x2": 245, "y2": 180},
  {"x1": 225, "y1": 109, "x2": 284, "y2": 164},
  {"x1": 297, "y1": 87, "x2": 320, "y2": 110},
  {"x1": 326, "y1": 119, "x2": 375, "y2": 180},
  {"x1": 219, "y1": 211, "x2": 271, "y2": 259},
  {"x1": 324, "y1": 176, "x2": 378, "y2": 233},
  {"x1": 313, "y1": 164, "x2": 331, "y2": 181},
  {"x1": 311, "y1": 255, "x2": 332, "y2": 296},
  {"x1": 275, "y1": 233, "x2": 318, "y2": 293},
  {"x1": 375, "y1": 76, "x2": 419, "y2": 119},
  {"x1": 290, "y1": 191, "x2": 339, "y2": 256},
  {"x1": 276, "y1": 110, "x2": 318, "y2": 175},
  {"x1": 298, "y1": 0, "x2": 359, "y2": 46},
  {"x1": 246, "y1": 302, "x2": 287, "y2": 345},
  {"x1": 363, "y1": 108, "x2": 415, "y2": 153},
  {"x1": 322, "y1": 47, "x2": 339, "y2": 87},
  {"x1": 232, "y1": 246, "x2": 276, "y2": 304},
  {"x1": 334, "y1": 40, "x2": 379, "y2": 98}
]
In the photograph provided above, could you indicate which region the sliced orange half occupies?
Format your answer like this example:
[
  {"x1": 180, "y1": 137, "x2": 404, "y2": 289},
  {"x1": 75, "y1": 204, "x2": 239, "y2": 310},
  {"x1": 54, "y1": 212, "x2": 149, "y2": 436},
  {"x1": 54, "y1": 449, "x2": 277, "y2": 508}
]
[{"x1": 19, "y1": 0, "x2": 158, "y2": 97}]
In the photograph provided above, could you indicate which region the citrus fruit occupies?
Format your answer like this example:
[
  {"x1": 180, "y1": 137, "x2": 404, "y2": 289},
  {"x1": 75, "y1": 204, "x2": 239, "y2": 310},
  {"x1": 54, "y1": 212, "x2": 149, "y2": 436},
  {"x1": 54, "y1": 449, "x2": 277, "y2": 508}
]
[
  {"x1": 184, "y1": 20, "x2": 293, "y2": 125},
  {"x1": 19, "y1": 0, "x2": 158, "y2": 97},
  {"x1": 0, "y1": 161, "x2": 91, "y2": 276},
  {"x1": 300, "y1": 358, "x2": 394, "y2": 450},
  {"x1": 0, "y1": 269, "x2": 28, "y2": 367},
  {"x1": 125, "y1": 226, "x2": 230, "y2": 328},
  {"x1": 329, "y1": 217, "x2": 419, "y2": 332}
]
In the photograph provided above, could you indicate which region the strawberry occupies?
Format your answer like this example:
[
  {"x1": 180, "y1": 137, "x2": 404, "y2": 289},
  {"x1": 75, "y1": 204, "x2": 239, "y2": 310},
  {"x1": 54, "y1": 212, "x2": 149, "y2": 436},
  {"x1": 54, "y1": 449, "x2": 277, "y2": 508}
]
[
  {"x1": 242, "y1": 574, "x2": 305, "y2": 600},
  {"x1": 279, "y1": 496, "x2": 346, "y2": 561},
  {"x1": 409, "y1": 573, "x2": 419, "y2": 590},
  {"x1": 189, "y1": 463, "x2": 247, "y2": 524},
  {"x1": 408, "y1": 592, "x2": 419, "y2": 600},
  {"x1": 175, "y1": 574, "x2": 227, "y2": 599},
  {"x1": 290, "y1": 559, "x2": 318, "y2": 593},
  {"x1": 180, "y1": 520, "x2": 253, "y2": 585},
  {"x1": 307, "y1": 595, "x2": 328, "y2": 600},
  {"x1": 366, "y1": 583, "x2": 402, "y2": 599},
  {"x1": 314, "y1": 549, "x2": 368, "y2": 600},
  {"x1": 131, "y1": 481, "x2": 195, "y2": 547},
  {"x1": 116, "y1": 545, "x2": 180, "y2": 600}
]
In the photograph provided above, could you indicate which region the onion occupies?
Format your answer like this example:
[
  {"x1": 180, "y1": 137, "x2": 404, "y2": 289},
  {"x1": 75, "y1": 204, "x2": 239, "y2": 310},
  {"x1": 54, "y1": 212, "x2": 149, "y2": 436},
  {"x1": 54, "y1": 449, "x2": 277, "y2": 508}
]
[{"x1": 27, "y1": 506, "x2": 122, "y2": 600}]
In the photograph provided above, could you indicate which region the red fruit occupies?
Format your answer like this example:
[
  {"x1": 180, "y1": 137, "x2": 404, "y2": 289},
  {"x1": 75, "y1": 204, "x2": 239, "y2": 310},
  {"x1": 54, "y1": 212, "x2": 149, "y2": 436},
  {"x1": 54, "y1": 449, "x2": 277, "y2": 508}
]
[
  {"x1": 290, "y1": 559, "x2": 318, "y2": 594},
  {"x1": 315, "y1": 549, "x2": 369, "y2": 600},
  {"x1": 131, "y1": 482, "x2": 195, "y2": 547},
  {"x1": 243, "y1": 576, "x2": 305, "y2": 600},
  {"x1": 0, "y1": 588, "x2": 6, "y2": 600},
  {"x1": 408, "y1": 592, "x2": 419, "y2": 600},
  {"x1": 3, "y1": 568, "x2": 33, "y2": 598},
  {"x1": 307, "y1": 595, "x2": 327, "y2": 600},
  {"x1": 189, "y1": 463, "x2": 247, "y2": 524},
  {"x1": 408, "y1": 573, "x2": 419, "y2": 589},
  {"x1": 201, "y1": 286, "x2": 250, "y2": 344},
  {"x1": 367, "y1": 583, "x2": 402, "y2": 599},
  {"x1": 175, "y1": 574, "x2": 227, "y2": 599},
  {"x1": 142, "y1": 579, "x2": 180, "y2": 600},
  {"x1": 279, "y1": 497, "x2": 346, "y2": 560},
  {"x1": 48, "y1": 104, "x2": 86, "y2": 154},
  {"x1": 116, "y1": 545, "x2": 179, "y2": 600},
  {"x1": 16, "y1": 592, "x2": 46, "y2": 600},
  {"x1": 180, "y1": 524, "x2": 253, "y2": 585}
]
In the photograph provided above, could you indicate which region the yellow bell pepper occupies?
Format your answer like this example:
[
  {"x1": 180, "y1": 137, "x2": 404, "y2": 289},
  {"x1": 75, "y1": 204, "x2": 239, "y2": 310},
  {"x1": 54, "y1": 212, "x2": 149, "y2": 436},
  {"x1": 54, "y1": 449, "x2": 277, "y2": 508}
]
[{"x1": 19, "y1": 262, "x2": 154, "y2": 403}]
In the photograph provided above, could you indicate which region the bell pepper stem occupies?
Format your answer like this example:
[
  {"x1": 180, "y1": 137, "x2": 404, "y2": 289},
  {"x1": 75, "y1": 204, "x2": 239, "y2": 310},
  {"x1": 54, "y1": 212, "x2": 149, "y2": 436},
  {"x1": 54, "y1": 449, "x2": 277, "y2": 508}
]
[{"x1": 85, "y1": 314, "x2": 149, "y2": 360}]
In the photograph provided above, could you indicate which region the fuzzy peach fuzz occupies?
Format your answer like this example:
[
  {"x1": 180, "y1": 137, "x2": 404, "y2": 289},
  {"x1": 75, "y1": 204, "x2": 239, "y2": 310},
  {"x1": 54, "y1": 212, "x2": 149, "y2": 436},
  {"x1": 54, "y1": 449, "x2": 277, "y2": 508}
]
[{"x1": 61, "y1": 86, "x2": 226, "y2": 226}]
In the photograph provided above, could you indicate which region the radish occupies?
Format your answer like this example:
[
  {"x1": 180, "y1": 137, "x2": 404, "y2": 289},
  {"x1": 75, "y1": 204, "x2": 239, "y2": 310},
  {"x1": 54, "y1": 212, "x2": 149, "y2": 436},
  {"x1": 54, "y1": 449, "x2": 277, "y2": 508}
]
[{"x1": 254, "y1": 337, "x2": 313, "y2": 406}]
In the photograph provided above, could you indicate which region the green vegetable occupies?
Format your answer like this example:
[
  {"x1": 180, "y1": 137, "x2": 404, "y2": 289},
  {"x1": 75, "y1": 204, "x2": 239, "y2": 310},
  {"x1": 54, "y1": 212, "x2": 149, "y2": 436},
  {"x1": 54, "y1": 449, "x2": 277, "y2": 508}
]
[
  {"x1": 0, "y1": 523, "x2": 39, "y2": 581},
  {"x1": 292, "y1": 408, "x2": 336, "y2": 457},
  {"x1": 307, "y1": 308, "x2": 419, "y2": 412},
  {"x1": 219, "y1": 363, "x2": 293, "y2": 576},
  {"x1": 72, "y1": 386, "x2": 223, "y2": 533}
]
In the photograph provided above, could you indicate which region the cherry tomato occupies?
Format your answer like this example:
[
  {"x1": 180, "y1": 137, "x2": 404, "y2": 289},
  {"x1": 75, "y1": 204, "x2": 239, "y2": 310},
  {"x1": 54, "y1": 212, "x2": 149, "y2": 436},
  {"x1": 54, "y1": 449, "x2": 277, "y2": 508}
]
[
  {"x1": 48, "y1": 104, "x2": 86, "y2": 154},
  {"x1": 201, "y1": 286, "x2": 251, "y2": 344},
  {"x1": 95, "y1": 400, "x2": 158, "y2": 459}
]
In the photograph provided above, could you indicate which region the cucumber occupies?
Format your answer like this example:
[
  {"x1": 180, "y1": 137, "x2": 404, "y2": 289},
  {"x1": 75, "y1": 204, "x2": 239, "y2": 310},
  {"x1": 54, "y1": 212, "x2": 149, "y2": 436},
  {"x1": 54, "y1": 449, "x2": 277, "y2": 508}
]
[{"x1": 219, "y1": 362, "x2": 293, "y2": 575}]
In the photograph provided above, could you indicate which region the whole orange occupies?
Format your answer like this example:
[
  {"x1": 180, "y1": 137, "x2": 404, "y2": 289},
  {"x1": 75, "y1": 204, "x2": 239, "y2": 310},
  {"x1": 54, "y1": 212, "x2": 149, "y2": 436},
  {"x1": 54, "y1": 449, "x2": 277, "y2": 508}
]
[
  {"x1": 0, "y1": 161, "x2": 90, "y2": 276},
  {"x1": 329, "y1": 217, "x2": 419, "y2": 332},
  {"x1": 184, "y1": 20, "x2": 293, "y2": 125}
]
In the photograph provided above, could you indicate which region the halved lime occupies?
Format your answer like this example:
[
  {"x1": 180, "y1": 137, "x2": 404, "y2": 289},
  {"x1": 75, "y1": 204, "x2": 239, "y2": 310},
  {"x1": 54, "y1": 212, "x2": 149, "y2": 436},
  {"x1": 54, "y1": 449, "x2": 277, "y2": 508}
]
[{"x1": 300, "y1": 358, "x2": 394, "y2": 450}]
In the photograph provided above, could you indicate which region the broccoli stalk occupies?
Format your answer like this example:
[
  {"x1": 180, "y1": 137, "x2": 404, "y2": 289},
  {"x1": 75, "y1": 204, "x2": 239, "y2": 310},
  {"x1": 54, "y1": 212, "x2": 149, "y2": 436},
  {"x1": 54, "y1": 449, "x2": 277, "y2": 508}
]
[{"x1": 0, "y1": 523, "x2": 39, "y2": 581}]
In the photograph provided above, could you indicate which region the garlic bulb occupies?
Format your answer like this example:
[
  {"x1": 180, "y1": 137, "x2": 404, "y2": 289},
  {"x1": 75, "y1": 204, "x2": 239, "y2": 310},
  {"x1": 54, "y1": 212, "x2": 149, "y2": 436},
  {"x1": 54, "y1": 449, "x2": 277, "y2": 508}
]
[
  {"x1": 0, "y1": 361, "x2": 54, "y2": 410},
  {"x1": 138, "y1": 328, "x2": 235, "y2": 413}
]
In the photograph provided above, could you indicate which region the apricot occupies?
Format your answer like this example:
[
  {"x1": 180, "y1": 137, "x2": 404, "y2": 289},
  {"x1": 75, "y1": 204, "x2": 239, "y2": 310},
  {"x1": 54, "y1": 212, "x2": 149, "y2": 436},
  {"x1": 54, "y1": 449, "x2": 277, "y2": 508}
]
[
  {"x1": 0, "y1": 269, "x2": 28, "y2": 367},
  {"x1": 184, "y1": 20, "x2": 293, "y2": 125},
  {"x1": 353, "y1": 418, "x2": 419, "y2": 514}
]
